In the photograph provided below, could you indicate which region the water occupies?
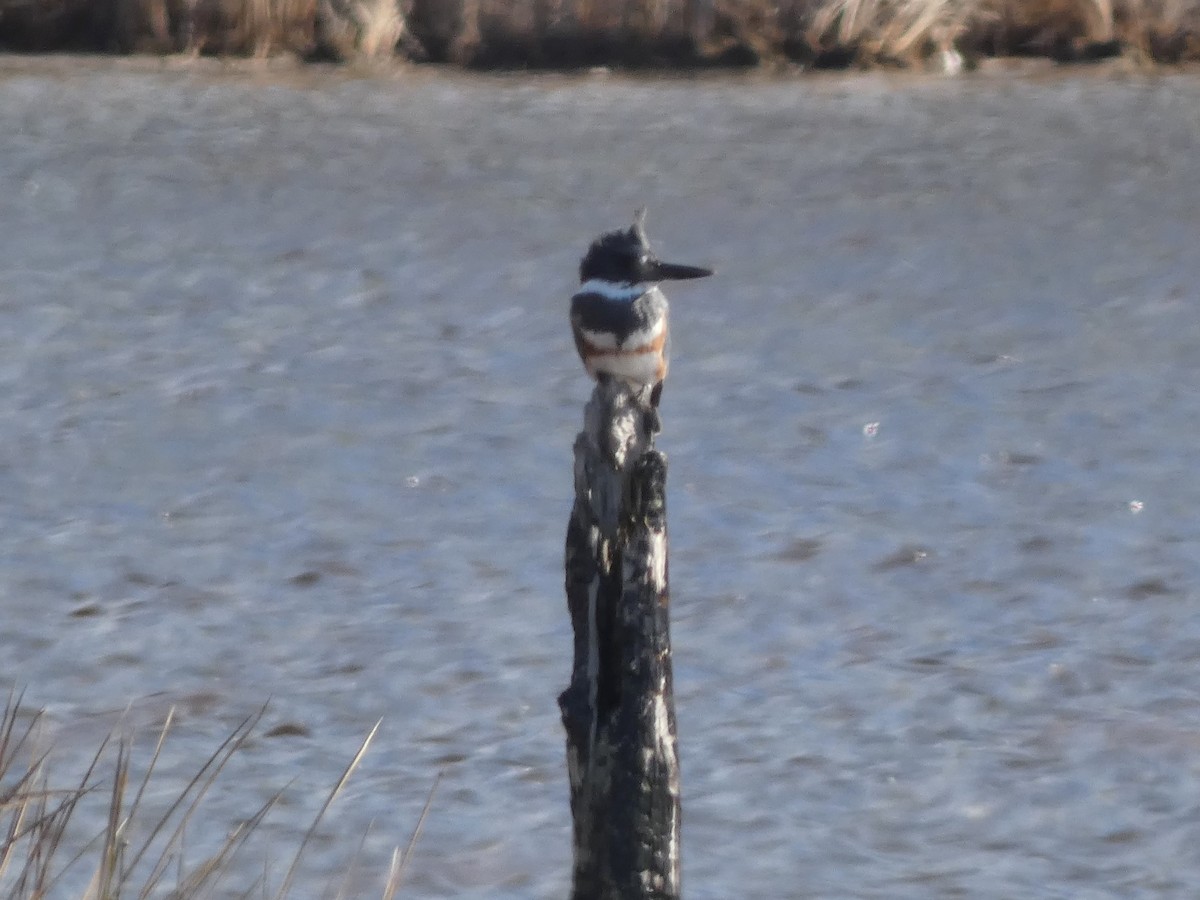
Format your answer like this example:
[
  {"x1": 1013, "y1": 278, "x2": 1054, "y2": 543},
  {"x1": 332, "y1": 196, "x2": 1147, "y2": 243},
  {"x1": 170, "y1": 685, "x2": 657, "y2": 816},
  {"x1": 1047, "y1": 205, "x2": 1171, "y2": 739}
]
[{"x1": 2, "y1": 57, "x2": 1200, "y2": 898}]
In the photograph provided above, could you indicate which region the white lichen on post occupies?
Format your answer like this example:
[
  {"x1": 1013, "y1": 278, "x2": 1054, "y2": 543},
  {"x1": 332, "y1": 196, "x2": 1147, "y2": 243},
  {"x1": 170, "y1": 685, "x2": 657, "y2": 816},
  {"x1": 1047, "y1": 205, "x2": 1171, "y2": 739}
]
[{"x1": 560, "y1": 377, "x2": 681, "y2": 900}]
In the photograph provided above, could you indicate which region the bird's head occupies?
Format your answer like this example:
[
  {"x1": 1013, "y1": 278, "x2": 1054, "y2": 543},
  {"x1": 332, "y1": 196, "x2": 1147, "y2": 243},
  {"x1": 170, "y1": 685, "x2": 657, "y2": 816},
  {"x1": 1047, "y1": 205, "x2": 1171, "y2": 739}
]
[{"x1": 579, "y1": 209, "x2": 713, "y2": 286}]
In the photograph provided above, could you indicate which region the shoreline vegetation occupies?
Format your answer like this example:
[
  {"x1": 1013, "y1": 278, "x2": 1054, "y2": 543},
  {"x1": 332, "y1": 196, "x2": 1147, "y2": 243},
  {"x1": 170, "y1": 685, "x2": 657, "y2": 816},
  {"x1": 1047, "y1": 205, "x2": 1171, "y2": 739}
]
[
  {"x1": 0, "y1": 0, "x2": 1197, "y2": 71},
  {"x1": 0, "y1": 695, "x2": 428, "y2": 899}
]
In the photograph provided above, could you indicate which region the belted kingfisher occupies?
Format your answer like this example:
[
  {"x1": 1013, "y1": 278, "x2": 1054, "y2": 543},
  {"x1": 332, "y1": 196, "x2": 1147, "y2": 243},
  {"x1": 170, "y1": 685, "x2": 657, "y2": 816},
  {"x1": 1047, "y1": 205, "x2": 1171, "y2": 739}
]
[{"x1": 570, "y1": 210, "x2": 712, "y2": 410}]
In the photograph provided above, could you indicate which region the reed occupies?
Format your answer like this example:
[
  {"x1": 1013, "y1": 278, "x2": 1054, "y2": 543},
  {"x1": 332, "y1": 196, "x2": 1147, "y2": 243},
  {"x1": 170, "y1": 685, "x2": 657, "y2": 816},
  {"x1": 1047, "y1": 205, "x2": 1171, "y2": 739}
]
[
  {"x1": 0, "y1": 692, "x2": 419, "y2": 900},
  {"x1": 452, "y1": 0, "x2": 1188, "y2": 65},
  {"x1": 316, "y1": 0, "x2": 406, "y2": 60},
  {"x1": 0, "y1": 0, "x2": 1197, "y2": 68}
]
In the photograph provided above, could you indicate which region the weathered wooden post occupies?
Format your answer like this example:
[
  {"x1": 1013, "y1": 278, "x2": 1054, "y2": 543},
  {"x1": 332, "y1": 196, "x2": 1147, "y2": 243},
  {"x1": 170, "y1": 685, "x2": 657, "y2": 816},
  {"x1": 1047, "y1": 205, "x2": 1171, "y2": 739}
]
[
  {"x1": 560, "y1": 211, "x2": 708, "y2": 900},
  {"x1": 559, "y1": 377, "x2": 681, "y2": 900}
]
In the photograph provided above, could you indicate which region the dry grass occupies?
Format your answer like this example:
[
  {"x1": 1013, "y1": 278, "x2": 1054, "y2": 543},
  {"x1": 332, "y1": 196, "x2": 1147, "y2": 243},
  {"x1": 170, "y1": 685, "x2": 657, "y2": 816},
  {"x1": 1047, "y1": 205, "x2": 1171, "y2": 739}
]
[
  {"x1": 0, "y1": 692, "x2": 428, "y2": 900},
  {"x1": 0, "y1": 0, "x2": 394, "y2": 58},
  {"x1": 316, "y1": 0, "x2": 406, "y2": 60},
  {"x1": 0, "y1": 0, "x2": 1197, "y2": 65},
  {"x1": 416, "y1": 0, "x2": 1200, "y2": 65},
  {"x1": 791, "y1": 0, "x2": 978, "y2": 65}
]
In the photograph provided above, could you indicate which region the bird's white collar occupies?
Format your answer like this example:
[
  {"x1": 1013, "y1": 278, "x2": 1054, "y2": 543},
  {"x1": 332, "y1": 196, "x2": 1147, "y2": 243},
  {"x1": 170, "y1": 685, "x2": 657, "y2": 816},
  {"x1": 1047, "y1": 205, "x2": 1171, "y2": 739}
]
[{"x1": 577, "y1": 280, "x2": 654, "y2": 302}]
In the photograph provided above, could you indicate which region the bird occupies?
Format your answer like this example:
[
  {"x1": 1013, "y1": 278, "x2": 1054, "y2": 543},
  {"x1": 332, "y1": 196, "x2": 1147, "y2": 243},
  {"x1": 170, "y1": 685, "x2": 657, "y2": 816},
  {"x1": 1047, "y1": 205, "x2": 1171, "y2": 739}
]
[{"x1": 570, "y1": 210, "x2": 712, "y2": 414}]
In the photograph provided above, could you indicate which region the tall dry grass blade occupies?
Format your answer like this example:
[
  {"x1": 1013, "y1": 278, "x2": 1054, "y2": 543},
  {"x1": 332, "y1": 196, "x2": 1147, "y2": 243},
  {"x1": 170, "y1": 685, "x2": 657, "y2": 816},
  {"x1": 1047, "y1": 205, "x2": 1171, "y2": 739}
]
[
  {"x1": 1088, "y1": 0, "x2": 1116, "y2": 39},
  {"x1": 887, "y1": 0, "x2": 951, "y2": 57},
  {"x1": 132, "y1": 706, "x2": 268, "y2": 896},
  {"x1": 161, "y1": 779, "x2": 293, "y2": 899},
  {"x1": 117, "y1": 706, "x2": 184, "y2": 892},
  {"x1": 229, "y1": 869, "x2": 267, "y2": 900},
  {"x1": 332, "y1": 820, "x2": 375, "y2": 900},
  {"x1": 225, "y1": 852, "x2": 272, "y2": 900},
  {"x1": 0, "y1": 701, "x2": 44, "y2": 890},
  {"x1": 124, "y1": 707, "x2": 175, "y2": 841},
  {"x1": 261, "y1": 852, "x2": 271, "y2": 900},
  {"x1": 0, "y1": 689, "x2": 34, "y2": 774},
  {"x1": 807, "y1": 0, "x2": 867, "y2": 48},
  {"x1": 0, "y1": 687, "x2": 46, "y2": 888},
  {"x1": 3, "y1": 783, "x2": 94, "y2": 841},
  {"x1": 274, "y1": 718, "x2": 382, "y2": 900},
  {"x1": 848, "y1": 0, "x2": 874, "y2": 42},
  {"x1": 21, "y1": 729, "x2": 114, "y2": 896},
  {"x1": 0, "y1": 811, "x2": 26, "y2": 889},
  {"x1": 10, "y1": 780, "x2": 96, "y2": 897},
  {"x1": 354, "y1": 0, "x2": 404, "y2": 57},
  {"x1": 0, "y1": 743, "x2": 54, "y2": 814},
  {"x1": 174, "y1": 816, "x2": 185, "y2": 895},
  {"x1": 7, "y1": 766, "x2": 54, "y2": 899},
  {"x1": 249, "y1": 0, "x2": 274, "y2": 56},
  {"x1": 0, "y1": 789, "x2": 26, "y2": 884},
  {"x1": 381, "y1": 770, "x2": 441, "y2": 900},
  {"x1": 85, "y1": 737, "x2": 130, "y2": 899}
]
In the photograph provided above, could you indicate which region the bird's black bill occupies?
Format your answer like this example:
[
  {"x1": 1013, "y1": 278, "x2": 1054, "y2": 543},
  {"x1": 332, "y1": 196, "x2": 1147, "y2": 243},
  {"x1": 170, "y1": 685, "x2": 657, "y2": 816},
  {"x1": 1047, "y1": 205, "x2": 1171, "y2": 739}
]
[{"x1": 648, "y1": 260, "x2": 714, "y2": 281}]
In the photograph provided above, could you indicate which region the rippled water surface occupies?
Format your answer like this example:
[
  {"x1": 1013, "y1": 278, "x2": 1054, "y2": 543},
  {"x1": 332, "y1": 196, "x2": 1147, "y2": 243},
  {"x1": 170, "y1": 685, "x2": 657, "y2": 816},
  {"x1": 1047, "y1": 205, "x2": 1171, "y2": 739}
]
[{"x1": 3, "y1": 57, "x2": 1200, "y2": 898}]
